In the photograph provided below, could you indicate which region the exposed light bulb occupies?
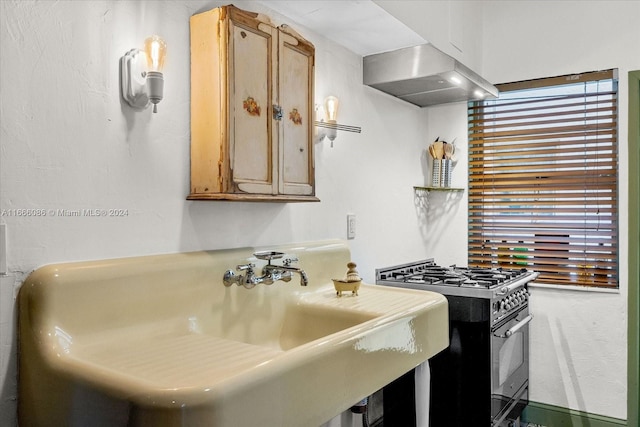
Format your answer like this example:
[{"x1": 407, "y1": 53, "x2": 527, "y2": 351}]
[
  {"x1": 324, "y1": 96, "x2": 339, "y2": 121},
  {"x1": 143, "y1": 35, "x2": 166, "y2": 113},
  {"x1": 144, "y1": 35, "x2": 167, "y2": 72}
]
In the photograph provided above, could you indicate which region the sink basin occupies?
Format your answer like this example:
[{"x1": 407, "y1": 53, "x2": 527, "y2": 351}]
[{"x1": 19, "y1": 240, "x2": 448, "y2": 427}]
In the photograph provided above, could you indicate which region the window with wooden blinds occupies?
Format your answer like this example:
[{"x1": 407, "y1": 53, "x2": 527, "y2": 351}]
[{"x1": 468, "y1": 69, "x2": 618, "y2": 288}]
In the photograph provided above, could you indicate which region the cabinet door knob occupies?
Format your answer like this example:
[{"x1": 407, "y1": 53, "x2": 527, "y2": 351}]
[{"x1": 273, "y1": 104, "x2": 283, "y2": 120}]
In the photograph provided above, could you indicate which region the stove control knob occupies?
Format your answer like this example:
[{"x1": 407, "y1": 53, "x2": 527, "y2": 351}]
[{"x1": 500, "y1": 300, "x2": 507, "y2": 312}]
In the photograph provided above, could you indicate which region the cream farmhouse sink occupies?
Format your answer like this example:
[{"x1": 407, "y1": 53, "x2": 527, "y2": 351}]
[{"x1": 19, "y1": 240, "x2": 448, "y2": 427}]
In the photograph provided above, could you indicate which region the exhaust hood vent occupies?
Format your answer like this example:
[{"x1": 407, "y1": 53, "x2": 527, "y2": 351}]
[{"x1": 363, "y1": 43, "x2": 498, "y2": 107}]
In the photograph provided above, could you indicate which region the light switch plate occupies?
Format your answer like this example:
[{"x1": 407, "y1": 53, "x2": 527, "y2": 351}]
[{"x1": 347, "y1": 214, "x2": 356, "y2": 239}]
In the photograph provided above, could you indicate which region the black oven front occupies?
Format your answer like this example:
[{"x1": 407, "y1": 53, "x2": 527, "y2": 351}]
[{"x1": 428, "y1": 295, "x2": 531, "y2": 427}]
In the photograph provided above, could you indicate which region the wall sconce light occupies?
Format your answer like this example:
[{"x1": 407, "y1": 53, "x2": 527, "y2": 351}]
[
  {"x1": 120, "y1": 35, "x2": 167, "y2": 113},
  {"x1": 314, "y1": 96, "x2": 361, "y2": 147}
]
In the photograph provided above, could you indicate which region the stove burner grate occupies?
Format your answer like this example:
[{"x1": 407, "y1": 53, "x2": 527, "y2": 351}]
[{"x1": 389, "y1": 266, "x2": 533, "y2": 289}]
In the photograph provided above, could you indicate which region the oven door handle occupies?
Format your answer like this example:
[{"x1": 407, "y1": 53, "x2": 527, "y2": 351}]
[{"x1": 494, "y1": 314, "x2": 533, "y2": 338}]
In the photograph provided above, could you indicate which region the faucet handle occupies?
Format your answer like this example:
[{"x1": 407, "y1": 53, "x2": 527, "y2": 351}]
[
  {"x1": 283, "y1": 257, "x2": 298, "y2": 266},
  {"x1": 237, "y1": 263, "x2": 255, "y2": 271}
]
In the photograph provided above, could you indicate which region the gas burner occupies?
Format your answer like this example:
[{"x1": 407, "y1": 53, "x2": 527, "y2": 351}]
[
  {"x1": 404, "y1": 274, "x2": 440, "y2": 285},
  {"x1": 460, "y1": 279, "x2": 483, "y2": 288},
  {"x1": 423, "y1": 267, "x2": 450, "y2": 276},
  {"x1": 466, "y1": 275, "x2": 502, "y2": 286}
]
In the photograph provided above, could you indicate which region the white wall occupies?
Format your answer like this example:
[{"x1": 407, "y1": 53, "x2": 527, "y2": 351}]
[
  {"x1": 479, "y1": 1, "x2": 638, "y2": 421},
  {"x1": 0, "y1": 1, "x2": 443, "y2": 425},
  {"x1": 374, "y1": 0, "x2": 484, "y2": 73}
]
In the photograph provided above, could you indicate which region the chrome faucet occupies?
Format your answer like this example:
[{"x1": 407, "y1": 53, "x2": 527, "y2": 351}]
[
  {"x1": 263, "y1": 257, "x2": 309, "y2": 287},
  {"x1": 223, "y1": 263, "x2": 262, "y2": 289},
  {"x1": 223, "y1": 252, "x2": 308, "y2": 289}
]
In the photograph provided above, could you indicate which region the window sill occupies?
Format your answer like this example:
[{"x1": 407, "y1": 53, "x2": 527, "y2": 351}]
[{"x1": 529, "y1": 282, "x2": 620, "y2": 294}]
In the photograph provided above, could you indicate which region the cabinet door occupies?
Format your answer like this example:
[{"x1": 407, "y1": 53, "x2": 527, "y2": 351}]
[
  {"x1": 278, "y1": 30, "x2": 315, "y2": 196},
  {"x1": 229, "y1": 20, "x2": 278, "y2": 194}
]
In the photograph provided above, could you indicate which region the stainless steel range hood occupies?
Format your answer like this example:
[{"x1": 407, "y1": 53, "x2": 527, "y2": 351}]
[{"x1": 363, "y1": 43, "x2": 498, "y2": 107}]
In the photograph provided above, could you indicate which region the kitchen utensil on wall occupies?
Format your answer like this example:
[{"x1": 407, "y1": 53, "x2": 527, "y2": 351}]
[
  {"x1": 428, "y1": 137, "x2": 454, "y2": 187},
  {"x1": 444, "y1": 143, "x2": 454, "y2": 160},
  {"x1": 433, "y1": 140, "x2": 444, "y2": 159}
]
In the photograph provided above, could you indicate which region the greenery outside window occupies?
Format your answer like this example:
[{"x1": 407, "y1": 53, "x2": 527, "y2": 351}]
[{"x1": 468, "y1": 69, "x2": 619, "y2": 288}]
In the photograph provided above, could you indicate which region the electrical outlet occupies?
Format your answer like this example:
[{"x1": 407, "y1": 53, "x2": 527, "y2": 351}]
[{"x1": 347, "y1": 214, "x2": 356, "y2": 239}]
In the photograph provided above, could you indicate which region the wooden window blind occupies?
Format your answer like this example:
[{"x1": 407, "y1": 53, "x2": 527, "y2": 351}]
[{"x1": 468, "y1": 69, "x2": 618, "y2": 288}]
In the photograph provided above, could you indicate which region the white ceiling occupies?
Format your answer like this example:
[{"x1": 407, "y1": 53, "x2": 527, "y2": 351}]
[{"x1": 255, "y1": 0, "x2": 426, "y2": 56}]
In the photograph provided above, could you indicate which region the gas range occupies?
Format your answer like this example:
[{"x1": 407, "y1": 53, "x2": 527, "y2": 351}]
[
  {"x1": 375, "y1": 259, "x2": 539, "y2": 426},
  {"x1": 375, "y1": 259, "x2": 539, "y2": 323}
]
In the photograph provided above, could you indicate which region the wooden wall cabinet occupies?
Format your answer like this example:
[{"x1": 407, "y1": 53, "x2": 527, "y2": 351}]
[{"x1": 189, "y1": 5, "x2": 318, "y2": 202}]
